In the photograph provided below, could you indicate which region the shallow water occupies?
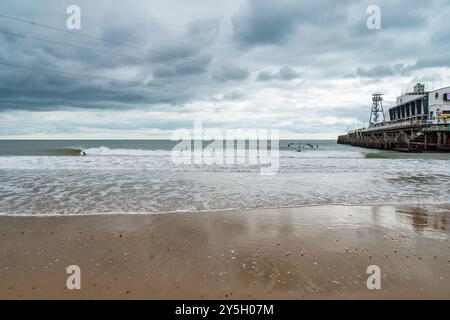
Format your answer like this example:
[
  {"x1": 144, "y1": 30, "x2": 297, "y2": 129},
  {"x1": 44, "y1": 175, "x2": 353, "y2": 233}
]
[{"x1": 1, "y1": 140, "x2": 449, "y2": 216}]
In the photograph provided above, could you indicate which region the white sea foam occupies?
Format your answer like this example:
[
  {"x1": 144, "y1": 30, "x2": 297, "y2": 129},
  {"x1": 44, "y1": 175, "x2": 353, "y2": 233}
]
[{"x1": 82, "y1": 146, "x2": 172, "y2": 156}]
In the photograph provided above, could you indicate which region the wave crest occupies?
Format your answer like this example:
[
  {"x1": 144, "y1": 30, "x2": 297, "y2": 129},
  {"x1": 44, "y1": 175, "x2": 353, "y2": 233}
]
[
  {"x1": 83, "y1": 147, "x2": 171, "y2": 156},
  {"x1": 46, "y1": 147, "x2": 82, "y2": 156}
]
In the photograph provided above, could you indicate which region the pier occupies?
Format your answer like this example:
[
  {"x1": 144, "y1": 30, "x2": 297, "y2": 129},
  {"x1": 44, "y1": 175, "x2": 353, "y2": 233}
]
[
  {"x1": 338, "y1": 83, "x2": 450, "y2": 152},
  {"x1": 338, "y1": 120, "x2": 450, "y2": 152}
]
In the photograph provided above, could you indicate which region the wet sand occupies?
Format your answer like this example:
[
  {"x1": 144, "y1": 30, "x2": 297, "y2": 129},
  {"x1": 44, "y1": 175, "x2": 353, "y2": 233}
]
[{"x1": 1, "y1": 205, "x2": 449, "y2": 299}]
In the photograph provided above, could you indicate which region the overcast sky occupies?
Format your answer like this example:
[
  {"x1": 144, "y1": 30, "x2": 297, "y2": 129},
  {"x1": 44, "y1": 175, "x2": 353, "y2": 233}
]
[{"x1": 1, "y1": 0, "x2": 449, "y2": 139}]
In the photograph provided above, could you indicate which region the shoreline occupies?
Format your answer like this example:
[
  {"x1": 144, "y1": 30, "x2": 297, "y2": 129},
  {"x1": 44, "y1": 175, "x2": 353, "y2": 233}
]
[
  {"x1": 2, "y1": 202, "x2": 450, "y2": 218},
  {"x1": 1, "y1": 205, "x2": 449, "y2": 299}
]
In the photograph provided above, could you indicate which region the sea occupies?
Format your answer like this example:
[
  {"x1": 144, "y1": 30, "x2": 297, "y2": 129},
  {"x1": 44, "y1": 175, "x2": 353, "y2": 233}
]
[{"x1": 1, "y1": 140, "x2": 450, "y2": 216}]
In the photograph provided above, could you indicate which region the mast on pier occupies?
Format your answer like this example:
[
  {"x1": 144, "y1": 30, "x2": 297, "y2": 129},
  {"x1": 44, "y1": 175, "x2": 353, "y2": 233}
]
[{"x1": 369, "y1": 93, "x2": 385, "y2": 125}]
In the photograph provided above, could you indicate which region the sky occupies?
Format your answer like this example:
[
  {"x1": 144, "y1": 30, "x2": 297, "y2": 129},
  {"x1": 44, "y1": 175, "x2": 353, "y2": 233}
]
[{"x1": 0, "y1": 0, "x2": 450, "y2": 139}]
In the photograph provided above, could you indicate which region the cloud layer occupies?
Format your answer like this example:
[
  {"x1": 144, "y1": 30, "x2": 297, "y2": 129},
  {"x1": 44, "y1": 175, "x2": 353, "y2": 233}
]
[{"x1": 1, "y1": 0, "x2": 450, "y2": 138}]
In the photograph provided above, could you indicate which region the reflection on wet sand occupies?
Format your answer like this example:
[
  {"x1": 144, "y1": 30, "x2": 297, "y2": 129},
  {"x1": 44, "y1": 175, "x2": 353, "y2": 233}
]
[{"x1": 396, "y1": 206, "x2": 449, "y2": 234}]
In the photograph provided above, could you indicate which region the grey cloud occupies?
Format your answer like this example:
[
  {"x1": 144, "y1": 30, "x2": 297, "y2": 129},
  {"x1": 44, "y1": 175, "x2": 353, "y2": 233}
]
[
  {"x1": 0, "y1": 2, "x2": 245, "y2": 112},
  {"x1": 349, "y1": 0, "x2": 430, "y2": 38},
  {"x1": 149, "y1": 18, "x2": 221, "y2": 63},
  {"x1": 410, "y1": 55, "x2": 450, "y2": 70},
  {"x1": 257, "y1": 66, "x2": 301, "y2": 81},
  {"x1": 1, "y1": 0, "x2": 450, "y2": 137},
  {"x1": 232, "y1": 0, "x2": 351, "y2": 47},
  {"x1": 278, "y1": 66, "x2": 301, "y2": 80},
  {"x1": 232, "y1": 0, "x2": 301, "y2": 47},
  {"x1": 348, "y1": 53, "x2": 450, "y2": 80},
  {"x1": 256, "y1": 71, "x2": 273, "y2": 81},
  {"x1": 222, "y1": 90, "x2": 245, "y2": 101},
  {"x1": 347, "y1": 64, "x2": 407, "y2": 78},
  {"x1": 153, "y1": 57, "x2": 211, "y2": 78},
  {"x1": 211, "y1": 67, "x2": 249, "y2": 82},
  {"x1": 0, "y1": 69, "x2": 196, "y2": 111}
]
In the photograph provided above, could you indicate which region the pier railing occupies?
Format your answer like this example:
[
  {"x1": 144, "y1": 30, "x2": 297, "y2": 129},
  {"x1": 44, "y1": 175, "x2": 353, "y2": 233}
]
[{"x1": 347, "y1": 118, "x2": 450, "y2": 134}]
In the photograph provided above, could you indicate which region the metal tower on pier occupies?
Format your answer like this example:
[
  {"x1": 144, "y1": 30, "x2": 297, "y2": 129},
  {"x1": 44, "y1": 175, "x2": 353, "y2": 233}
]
[{"x1": 369, "y1": 93, "x2": 385, "y2": 125}]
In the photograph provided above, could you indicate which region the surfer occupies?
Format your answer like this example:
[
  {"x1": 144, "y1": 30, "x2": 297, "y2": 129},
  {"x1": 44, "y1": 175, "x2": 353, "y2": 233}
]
[{"x1": 82, "y1": 151, "x2": 86, "y2": 156}]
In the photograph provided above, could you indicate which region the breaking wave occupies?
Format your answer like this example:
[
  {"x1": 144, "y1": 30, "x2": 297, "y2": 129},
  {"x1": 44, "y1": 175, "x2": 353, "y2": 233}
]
[
  {"x1": 82, "y1": 147, "x2": 171, "y2": 156},
  {"x1": 45, "y1": 147, "x2": 83, "y2": 156},
  {"x1": 26, "y1": 146, "x2": 367, "y2": 159}
]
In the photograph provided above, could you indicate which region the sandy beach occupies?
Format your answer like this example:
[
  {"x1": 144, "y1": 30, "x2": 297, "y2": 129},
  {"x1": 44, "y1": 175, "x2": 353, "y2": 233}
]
[{"x1": 1, "y1": 205, "x2": 449, "y2": 300}]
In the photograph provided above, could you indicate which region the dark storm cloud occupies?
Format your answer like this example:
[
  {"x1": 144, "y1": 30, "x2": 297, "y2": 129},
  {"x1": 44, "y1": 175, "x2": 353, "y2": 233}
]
[
  {"x1": 232, "y1": 0, "x2": 301, "y2": 46},
  {"x1": 0, "y1": 83, "x2": 194, "y2": 111},
  {"x1": 1, "y1": 0, "x2": 447, "y2": 111},
  {"x1": 0, "y1": 0, "x2": 246, "y2": 112},
  {"x1": 232, "y1": 0, "x2": 351, "y2": 47},
  {"x1": 1, "y1": 0, "x2": 450, "y2": 138},
  {"x1": 0, "y1": 66, "x2": 197, "y2": 111}
]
